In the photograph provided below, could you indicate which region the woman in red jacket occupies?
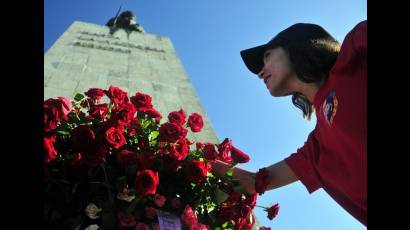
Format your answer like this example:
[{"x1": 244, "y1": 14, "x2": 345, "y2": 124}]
[{"x1": 212, "y1": 21, "x2": 367, "y2": 226}]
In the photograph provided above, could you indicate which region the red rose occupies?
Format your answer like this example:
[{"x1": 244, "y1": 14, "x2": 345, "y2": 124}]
[
  {"x1": 189, "y1": 223, "x2": 209, "y2": 230},
  {"x1": 106, "y1": 85, "x2": 129, "y2": 105},
  {"x1": 136, "y1": 223, "x2": 151, "y2": 230},
  {"x1": 171, "y1": 197, "x2": 181, "y2": 209},
  {"x1": 137, "y1": 152, "x2": 156, "y2": 170},
  {"x1": 105, "y1": 127, "x2": 126, "y2": 149},
  {"x1": 158, "y1": 122, "x2": 188, "y2": 143},
  {"x1": 130, "y1": 92, "x2": 153, "y2": 111},
  {"x1": 187, "y1": 113, "x2": 203, "y2": 132},
  {"x1": 111, "y1": 102, "x2": 136, "y2": 126},
  {"x1": 145, "y1": 206, "x2": 157, "y2": 220},
  {"x1": 44, "y1": 135, "x2": 57, "y2": 163},
  {"x1": 203, "y1": 143, "x2": 218, "y2": 161},
  {"x1": 83, "y1": 144, "x2": 109, "y2": 167},
  {"x1": 255, "y1": 167, "x2": 270, "y2": 195},
  {"x1": 162, "y1": 155, "x2": 181, "y2": 172},
  {"x1": 126, "y1": 118, "x2": 139, "y2": 137},
  {"x1": 239, "y1": 205, "x2": 252, "y2": 219},
  {"x1": 71, "y1": 125, "x2": 95, "y2": 152},
  {"x1": 217, "y1": 138, "x2": 233, "y2": 163},
  {"x1": 89, "y1": 103, "x2": 109, "y2": 120},
  {"x1": 117, "y1": 212, "x2": 136, "y2": 228},
  {"x1": 169, "y1": 138, "x2": 190, "y2": 160},
  {"x1": 44, "y1": 99, "x2": 63, "y2": 132},
  {"x1": 231, "y1": 145, "x2": 250, "y2": 163},
  {"x1": 266, "y1": 203, "x2": 280, "y2": 220},
  {"x1": 135, "y1": 169, "x2": 159, "y2": 196},
  {"x1": 116, "y1": 149, "x2": 138, "y2": 166},
  {"x1": 235, "y1": 206, "x2": 255, "y2": 230},
  {"x1": 184, "y1": 160, "x2": 208, "y2": 184},
  {"x1": 181, "y1": 205, "x2": 198, "y2": 226},
  {"x1": 168, "y1": 109, "x2": 186, "y2": 126},
  {"x1": 57, "y1": 97, "x2": 72, "y2": 119},
  {"x1": 235, "y1": 214, "x2": 255, "y2": 230},
  {"x1": 196, "y1": 142, "x2": 205, "y2": 149},
  {"x1": 85, "y1": 88, "x2": 105, "y2": 101},
  {"x1": 154, "y1": 194, "x2": 166, "y2": 207},
  {"x1": 142, "y1": 108, "x2": 162, "y2": 122}
]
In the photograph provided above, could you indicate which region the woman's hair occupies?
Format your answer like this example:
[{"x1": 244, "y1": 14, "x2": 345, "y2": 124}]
[{"x1": 281, "y1": 37, "x2": 341, "y2": 120}]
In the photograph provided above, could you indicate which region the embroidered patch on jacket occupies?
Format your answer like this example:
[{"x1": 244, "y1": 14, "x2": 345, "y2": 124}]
[{"x1": 321, "y1": 90, "x2": 338, "y2": 126}]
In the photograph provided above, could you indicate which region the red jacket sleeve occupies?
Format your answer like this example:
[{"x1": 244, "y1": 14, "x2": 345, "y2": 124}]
[{"x1": 284, "y1": 129, "x2": 322, "y2": 193}]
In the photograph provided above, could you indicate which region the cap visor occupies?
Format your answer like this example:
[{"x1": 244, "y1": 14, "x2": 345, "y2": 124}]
[{"x1": 240, "y1": 44, "x2": 267, "y2": 75}]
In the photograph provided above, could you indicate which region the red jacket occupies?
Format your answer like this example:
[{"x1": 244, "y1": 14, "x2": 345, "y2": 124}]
[{"x1": 285, "y1": 21, "x2": 367, "y2": 225}]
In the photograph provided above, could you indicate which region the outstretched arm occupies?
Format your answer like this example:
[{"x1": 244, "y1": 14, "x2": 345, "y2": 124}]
[{"x1": 211, "y1": 160, "x2": 298, "y2": 195}]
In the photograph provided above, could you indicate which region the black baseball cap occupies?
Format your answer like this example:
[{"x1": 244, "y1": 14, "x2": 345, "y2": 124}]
[{"x1": 240, "y1": 23, "x2": 334, "y2": 74}]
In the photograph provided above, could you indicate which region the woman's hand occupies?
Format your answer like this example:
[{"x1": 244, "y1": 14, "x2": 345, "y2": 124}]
[{"x1": 211, "y1": 160, "x2": 257, "y2": 195}]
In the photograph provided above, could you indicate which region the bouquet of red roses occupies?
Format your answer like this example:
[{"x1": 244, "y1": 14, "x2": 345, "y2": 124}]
[{"x1": 44, "y1": 85, "x2": 277, "y2": 230}]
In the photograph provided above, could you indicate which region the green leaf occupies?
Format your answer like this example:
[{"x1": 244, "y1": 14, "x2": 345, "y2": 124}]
[
  {"x1": 225, "y1": 167, "x2": 234, "y2": 178},
  {"x1": 56, "y1": 130, "x2": 70, "y2": 136},
  {"x1": 215, "y1": 188, "x2": 229, "y2": 205},
  {"x1": 74, "y1": 93, "x2": 85, "y2": 102},
  {"x1": 149, "y1": 131, "x2": 159, "y2": 141}
]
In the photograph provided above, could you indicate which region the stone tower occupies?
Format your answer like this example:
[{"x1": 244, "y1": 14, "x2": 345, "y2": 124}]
[{"x1": 44, "y1": 11, "x2": 218, "y2": 143}]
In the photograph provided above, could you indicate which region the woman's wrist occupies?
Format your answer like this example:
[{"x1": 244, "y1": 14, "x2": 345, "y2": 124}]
[{"x1": 255, "y1": 167, "x2": 270, "y2": 195}]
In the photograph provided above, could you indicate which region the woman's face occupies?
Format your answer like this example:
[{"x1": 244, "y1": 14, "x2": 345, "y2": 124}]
[{"x1": 258, "y1": 47, "x2": 297, "y2": 97}]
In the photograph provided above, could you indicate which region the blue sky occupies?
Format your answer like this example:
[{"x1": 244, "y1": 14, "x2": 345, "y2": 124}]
[{"x1": 45, "y1": 0, "x2": 367, "y2": 229}]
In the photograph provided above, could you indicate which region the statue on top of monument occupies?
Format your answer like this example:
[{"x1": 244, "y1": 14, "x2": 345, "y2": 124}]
[{"x1": 106, "y1": 10, "x2": 145, "y2": 35}]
